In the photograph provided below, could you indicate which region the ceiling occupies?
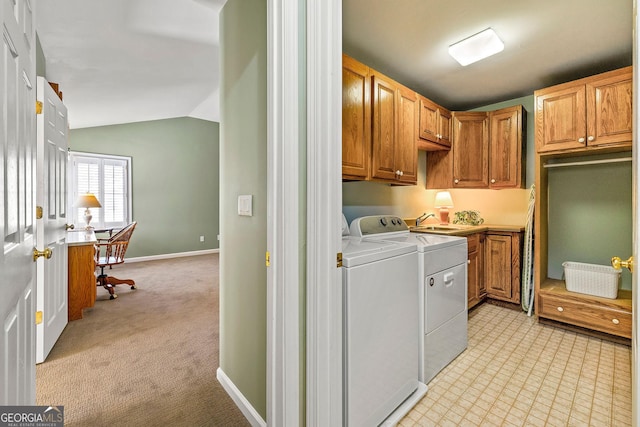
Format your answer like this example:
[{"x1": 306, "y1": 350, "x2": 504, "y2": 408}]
[
  {"x1": 36, "y1": 0, "x2": 227, "y2": 129},
  {"x1": 36, "y1": 1, "x2": 632, "y2": 129},
  {"x1": 343, "y1": 0, "x2": 633, "y2": 111}
]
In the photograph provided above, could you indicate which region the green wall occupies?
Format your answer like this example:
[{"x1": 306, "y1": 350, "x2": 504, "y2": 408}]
[
  {"x1": 219, "y1": 0, "x2": 268, "y2": 419},
  {"x1": 69, "y1": 117, "x2": 220, "y2": 258},
  {"x1": 547, "y1": 156, "x2": 633, "y2": 289},
  {"x1": 36, "y1": 35, "x2": 46, "y2": 77}
]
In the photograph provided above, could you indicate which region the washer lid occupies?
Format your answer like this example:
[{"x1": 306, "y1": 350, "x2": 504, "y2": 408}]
[{"x1": 341, "y1": 237, "x2": 416, "y2": 267}]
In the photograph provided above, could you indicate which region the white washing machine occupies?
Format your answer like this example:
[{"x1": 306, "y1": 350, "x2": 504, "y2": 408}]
[
  {"x1": 341, "y1": 223, "x2": 426, "y2": 426},
  {"x1": 350, "y1": 215, "x2": 468, "y2": 384}
]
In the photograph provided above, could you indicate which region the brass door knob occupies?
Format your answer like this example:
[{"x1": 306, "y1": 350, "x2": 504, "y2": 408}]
[
  {"x1": 611, "y1": 256, "x2": 633, "y2": 273},
  {"x1": 65, "y1": 224, "x2": 75, "y2": 230},
  {"x1": 33, "y1": 247, "x2": 53, "y2": 262}
]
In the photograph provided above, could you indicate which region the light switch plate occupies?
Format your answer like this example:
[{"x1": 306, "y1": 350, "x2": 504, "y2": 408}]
[{"x1": 238, "y1": 195, "x2": 253, "y2": 216}]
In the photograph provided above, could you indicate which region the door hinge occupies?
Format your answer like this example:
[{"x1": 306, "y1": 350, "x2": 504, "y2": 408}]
[
  {"x1": 36, "y1": 100, "x2": 43, "y2": 115},
  {"x1": 35, "y1": 311, "x2": 43, "y2": 325},
  {"x1": 36, "y1": 206, "x2": 43, "y2": 219},
  {"x1": 266, "y1": 251, "x2": 270, "y2": 267},
  {"x1": 337, "y1": 252, "x2": 343, "y2": 268}
]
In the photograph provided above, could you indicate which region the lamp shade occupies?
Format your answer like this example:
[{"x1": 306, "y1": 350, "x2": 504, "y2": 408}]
[
  {"x1": 76, "y1": 193, "x2": 102, "y2": 208},
  {"x1": 434, "y1": 191, "x2": 454, "y2": 208}
]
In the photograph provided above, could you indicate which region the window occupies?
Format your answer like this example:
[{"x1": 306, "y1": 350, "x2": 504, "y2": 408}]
[{"x1": 69, "y1": 152, "x2": 132, "y2": 229}]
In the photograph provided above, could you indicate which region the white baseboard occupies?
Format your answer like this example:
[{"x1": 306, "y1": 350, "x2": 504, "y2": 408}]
[
  {"x1": 125, "y1": 248, "x2": 219, "y2": 263},
  {"x1": 216, "y1": 367, "x2": 266, "y2": 427}
]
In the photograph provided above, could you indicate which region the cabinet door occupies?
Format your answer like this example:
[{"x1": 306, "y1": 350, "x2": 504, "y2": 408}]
[
  {"x1": 418, "y1": 95, "x2": 451, "y2": 151},
  {"x1": 485, "y1": 234, "x2": 514, "y2": 301},
  {"x1": 535, "y1": 84, "x2": 586, "y2": 153},
  {"x1": 371, "y1": 73, "x2": 398, "y2": 181},
  {"x1": 489, "y1": 105, "x2": 524, "y2": 188},
  {"x1": 396, "y1": 85, "x2": 418, "y2": 184},
  {"x1": 586, "y1": 68, "x2": 632, "y2": 147},
  {"x1": 467, "y1": 233, "x2": 485, "y2": 309},
  {"x1": 418, "y1": 96, "x2": 439, "y2": 143},
  {"x1": 438, "y1": 108, "x2": 452, "y2": 148},
  {"x1": 342, "y1": 54, "x2": 371, "y2": 179},
  {"x1": 452, "y1": 112, "x2": 489, "y2": 188}
]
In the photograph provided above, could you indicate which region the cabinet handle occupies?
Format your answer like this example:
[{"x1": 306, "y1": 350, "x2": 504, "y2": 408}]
[
  {"x1": 399, "y1": 171, "x2": 404, "y2": 176},
  {"x1": 588, "y1": 135, "x2": 595, "y2": 142},
  {"x1": 578, "y1": 137, "x2": 585, "y2": 143},
  {"x1": 612, "y1": 318, "x2": 620, "y2": 325},
  {"x1": 491, "y1": 179, "x2": 496, "y2": 184},
  {"x1": 454, "y1": 179, "x2": 459, "y2": 184},
  {"x1": 468, "y1": 260, "x2": 470, "y2": 264},
  {"x1": 557, "y1": 306, "x2": 564, "y2": 312}
]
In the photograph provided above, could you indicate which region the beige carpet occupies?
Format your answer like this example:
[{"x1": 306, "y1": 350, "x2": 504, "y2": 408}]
[{"x1": 36, "y1": 253, "x2": 251, "y2": 427}]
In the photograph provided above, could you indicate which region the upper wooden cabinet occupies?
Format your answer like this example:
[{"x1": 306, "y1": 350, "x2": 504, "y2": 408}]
[
  {"x1": 489, "y1": 105, "x2": 525, "y2": 188},
  {"x1": 370, "y1": 70, "x2": 418, "y2": 185},
  {"x1": 452, "y1": 111, "x2": 489, "y2": 188},
  {"x1": 342, "y1": 54, "x2": 371, "y2": 180},
  {"x1": 535, "y1": 66, "x2": 632, "y2": 154},
  {"x1": 427, "y1": 105, "x2": 525, "y2": 189},
  {"x1": 417, "y1": 95, "x2": 451, "y2": 151},
  {"x1": 341, "y1": 54, "x2": 417, "y2": 184}
]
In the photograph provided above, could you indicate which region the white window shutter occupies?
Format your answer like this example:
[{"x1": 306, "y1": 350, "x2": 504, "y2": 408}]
[{"x1": 69, "y1": 152, "x2": 131, "y2": 229}]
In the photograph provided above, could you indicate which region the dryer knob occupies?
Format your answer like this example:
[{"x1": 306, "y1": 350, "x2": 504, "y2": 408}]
[
  {"x1": 379, "y1": 217, "x2": 388, "y2": 226},
  {"x1": 429, "y1": 277, "x2": 435, "y2": 287}
]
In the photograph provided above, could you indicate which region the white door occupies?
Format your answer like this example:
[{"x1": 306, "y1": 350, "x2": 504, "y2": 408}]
[
  {"x1": 0, "y1": 0, "x2": 37, "y2": 405},
  {"x1": 35, "y1": 77, "x2": 68, "y2": 364}
]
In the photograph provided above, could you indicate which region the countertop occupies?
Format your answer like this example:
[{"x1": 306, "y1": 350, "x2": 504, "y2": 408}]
[
  {"x1": 410, "y1": 223, "x2": 524, "y2": 236},
  {"x1": 67, "y1": 229, "x2": 97, "y2": 246}
]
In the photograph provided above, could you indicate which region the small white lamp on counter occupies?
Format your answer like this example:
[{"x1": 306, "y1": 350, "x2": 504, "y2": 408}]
[
  {"x1": 434, "y1": 191, "x2": 454, "y2": 225},
  {"x1": 76, "y1": 192, "x2": 102, "y2": 229}
]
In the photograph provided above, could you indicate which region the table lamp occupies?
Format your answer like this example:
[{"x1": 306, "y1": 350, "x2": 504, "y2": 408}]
[
  {"x1": 434, "y1": 191, "x2": 454, "y2": 225},
  {"x1": 76, "y1": 193, "x2": 102, "y2": 229}
]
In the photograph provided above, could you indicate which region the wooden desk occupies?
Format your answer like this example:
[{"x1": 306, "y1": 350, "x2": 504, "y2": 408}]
[{"x1": 67, "y1": 230, "x2": 97, "y2": 321}]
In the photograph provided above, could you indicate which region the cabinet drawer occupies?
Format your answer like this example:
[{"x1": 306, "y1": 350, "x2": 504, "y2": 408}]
[{"x1": 539, "y1": 293, "x2": 631, "y2": 338}]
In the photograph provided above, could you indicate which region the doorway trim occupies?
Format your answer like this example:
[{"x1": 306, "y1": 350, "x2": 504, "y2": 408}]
[
  {"x1": 305, "y1": 0, "x2": 343, "y2": 425},
  {"x1": 266, "y1": 0, "x2": 302, "y2": 425}
]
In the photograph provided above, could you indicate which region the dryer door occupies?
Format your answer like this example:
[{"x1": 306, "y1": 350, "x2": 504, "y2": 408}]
[{"x1": 425, "y1": 263, "x2": 467, "y2": 333}]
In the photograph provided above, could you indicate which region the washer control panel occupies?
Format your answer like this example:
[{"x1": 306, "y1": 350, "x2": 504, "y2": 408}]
[{"x1": 349, "y1": 215, "x2": 408, "y2": 237}]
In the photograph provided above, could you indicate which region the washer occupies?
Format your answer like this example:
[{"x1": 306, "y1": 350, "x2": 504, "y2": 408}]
[
  {"x1": 341, "y1": 223, "x2": 424, "y2": 426},
  {"x1": 350, "y1": 215, "x2": 468, "y2": 384}
]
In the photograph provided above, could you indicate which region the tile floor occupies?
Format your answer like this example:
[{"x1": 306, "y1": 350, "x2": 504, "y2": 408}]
[{"x1": 399, "y1": 303, "x2": 632, "y2": 427}]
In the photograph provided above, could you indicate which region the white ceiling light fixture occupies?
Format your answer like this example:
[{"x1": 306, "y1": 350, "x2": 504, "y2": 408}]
[{"x1": 448, "y1": 28, "x2": 504, "y2": 66}]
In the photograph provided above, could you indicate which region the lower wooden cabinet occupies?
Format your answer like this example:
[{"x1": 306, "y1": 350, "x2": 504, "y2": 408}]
[
  {"x1": 484, "y1": 232, "x2": 522, "y2": 304},
  {"x1": 538, "y1": 280, "x2": 631, "y2": 339},
  {"x1": 467, "y1": 230, "x2": 523, "y2": 310},
  {"x1": 467, "y1": 233, "x2": 485, "y2": 309},
  {"x1": 68, "y1": 239, "x2": 97, "y2": 321}
]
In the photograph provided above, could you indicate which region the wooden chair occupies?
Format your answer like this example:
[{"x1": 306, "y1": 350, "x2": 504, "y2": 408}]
[{"x1": 95, "y1": 222, "x2": 137, "y2": 299}]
